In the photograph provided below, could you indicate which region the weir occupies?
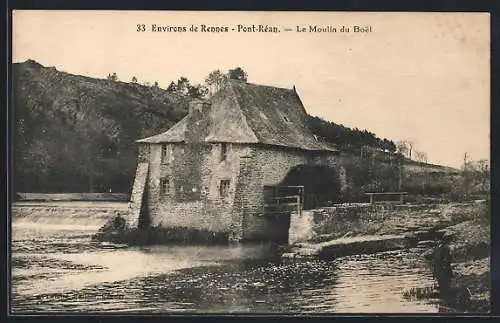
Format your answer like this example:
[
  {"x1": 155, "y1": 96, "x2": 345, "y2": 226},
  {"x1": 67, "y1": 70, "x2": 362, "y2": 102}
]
[
  {"x1": 288, "y1": 210, "x2": 315, "y2": 245},
  {"x1": 11, "y1": 202, "x2": 128, "y2": 229}
]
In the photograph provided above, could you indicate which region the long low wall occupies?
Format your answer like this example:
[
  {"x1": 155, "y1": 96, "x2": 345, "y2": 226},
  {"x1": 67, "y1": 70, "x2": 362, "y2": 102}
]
[{"x1": 288, "y1": 202, "x2": 482, "y2": 245}]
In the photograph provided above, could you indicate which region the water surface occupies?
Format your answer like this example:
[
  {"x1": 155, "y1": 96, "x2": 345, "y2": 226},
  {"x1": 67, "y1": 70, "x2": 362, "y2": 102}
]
[{"x1": 11, "y1": 208, "x2": 447, "y2": 313}]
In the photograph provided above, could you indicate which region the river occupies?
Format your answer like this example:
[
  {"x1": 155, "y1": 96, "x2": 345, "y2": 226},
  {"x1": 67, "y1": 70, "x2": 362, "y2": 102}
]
[{"x1": 10, "y1": 207, "x2": 453, "y2": 314}]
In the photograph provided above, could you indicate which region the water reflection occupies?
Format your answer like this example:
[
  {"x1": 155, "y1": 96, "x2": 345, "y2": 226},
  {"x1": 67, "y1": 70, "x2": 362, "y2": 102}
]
[
  {"x1": 11, "y1": 214, "x2": 442, "y2": 313},
  {"x1": 131, "y1": 259, "x2": 342, "y2": 313}
]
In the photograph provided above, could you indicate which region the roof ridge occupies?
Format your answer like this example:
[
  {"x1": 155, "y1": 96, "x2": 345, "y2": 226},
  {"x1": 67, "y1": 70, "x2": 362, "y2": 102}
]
[
  {"x1": 226, "y1": 80, "x2": 260, "y2": 143},
  {"x1": 291, "y1": 86, "x2": 310, "y2": 117},
  {"x1": 228, "y1": 79, "x2": 294, "y2": 92}
]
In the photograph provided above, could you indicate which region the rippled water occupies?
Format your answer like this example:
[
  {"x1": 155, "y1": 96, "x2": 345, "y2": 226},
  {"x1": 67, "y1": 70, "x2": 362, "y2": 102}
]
[{"x1": 11, "y1": 210, "x2": 450, "y2": 313}]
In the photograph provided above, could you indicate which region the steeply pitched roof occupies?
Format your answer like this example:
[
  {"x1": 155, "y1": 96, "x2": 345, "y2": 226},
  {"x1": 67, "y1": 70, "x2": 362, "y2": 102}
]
[
  {"x1": 137, "y1": 80, "x2": 338, "y2": 152},
  {"x1": 136, "y1": 117, "x2": 188, "y2": 143}
]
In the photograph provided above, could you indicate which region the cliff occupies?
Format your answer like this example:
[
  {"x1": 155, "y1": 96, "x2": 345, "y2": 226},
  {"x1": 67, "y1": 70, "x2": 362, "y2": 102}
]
[{"x1": 13, "y1": 60, "x2": 189, "y2": 193}]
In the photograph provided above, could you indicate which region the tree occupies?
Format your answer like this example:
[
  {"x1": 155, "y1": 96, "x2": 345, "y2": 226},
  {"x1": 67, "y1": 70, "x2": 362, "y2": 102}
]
[
  {"x1": 396, "y1": 140, "x2": 408, "y2": 158},
  {"x1": 457, "y1": 152, "x2": 477, "y2": 200},
  {"x1": 463, "y1": 152, "x2": 471, "y2": 167},
  {"x1": 205, "y1": 69, "x2": 228, "y2": 95},
  {"x1": 396, "y1": 140, "x2": 415, "y2": 159},
  {"x1": 407, "y1": 140, "x2": 415, "y2": 160},
  {"x1": 176, "y1": 77, "x2": 191, "y2": 95},
  {"x1": 415, "y1": 150, "x2": 428, "y2": 164},
  {"x1": 107, "y1": 72, "x2": 118, "y2": 82},
  {"x1": 460, "y1": 157, "x2": 490, "y2": 197},
  {"x1": 476, "y1": 159, "x2": 490, "y2": 192},
  {"x1": 228, "y1": 67, "x2": 248, "y2": 82},
  {"x1": 131, "y1": 76, "x2": 138, "y2": 83},
  {"x1": 381, "y1": 138, "x2": 396, "y2": 153},
  {"x1": 166, "y1": 81, "x2": 177, "y2": 92},
  {"x1": 73, "y1": 89, "x2": 105, "y2": 192},
  {"x1": 414, "y1": 150, "x2": 429, "y2": 189},
  {"x1": 187, "y1": 84, "x2": 209, "y2": 98}
]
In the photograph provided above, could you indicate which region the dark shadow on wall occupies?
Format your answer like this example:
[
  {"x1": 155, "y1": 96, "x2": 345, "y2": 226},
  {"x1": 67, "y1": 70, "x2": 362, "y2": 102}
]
[
  {"x1": 280, "y1": 164, "x2": 341, "y2": 209},
  {"x1": 137, "y1": 183, "x2": 151, "y2": 230}
]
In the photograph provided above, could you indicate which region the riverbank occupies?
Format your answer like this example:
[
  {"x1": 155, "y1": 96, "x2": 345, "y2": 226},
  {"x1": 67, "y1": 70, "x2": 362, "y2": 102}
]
[
  {"x1": 442, "y1": 204, "x2": 490, "y2": 311},
  {"x1": 285, "y1": 200, "x2": 490, "y2": 312}
]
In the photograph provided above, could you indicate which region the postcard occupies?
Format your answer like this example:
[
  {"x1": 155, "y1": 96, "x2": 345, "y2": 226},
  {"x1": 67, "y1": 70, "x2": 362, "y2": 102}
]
[{"x1": 10, "y1": 10, "x2": 490, "y2": 314}]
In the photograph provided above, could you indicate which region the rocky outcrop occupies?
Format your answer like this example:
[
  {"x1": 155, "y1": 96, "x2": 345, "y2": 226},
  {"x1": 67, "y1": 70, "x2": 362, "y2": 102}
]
[
  {"x1": 288, "y1": 202, "x2": 484, "y2": 246},
  {"x1": 283, "y1": 231, "x2": 441, "y2": 261}
]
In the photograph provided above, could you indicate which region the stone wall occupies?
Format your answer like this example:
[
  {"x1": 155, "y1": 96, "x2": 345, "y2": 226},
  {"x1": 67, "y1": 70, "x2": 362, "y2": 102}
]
[
  {"x1": 137, "y1": 144, "x2": 150, "y2": 162},
  {"x1": 140, "y1": 139, "x2": 342, "y2": 242},
  {"x1": 145, "y1": 142, "x2": 252, "y2": 234},
  {"x1": 234, "y1": 146, "x2": 307, "y2": 241},
  {"x1": 233, "y1": 145, "x2": 339, "y2": 241},
  {"x1": 127, "y1": 162, "x2": 148, "y2": 228}
]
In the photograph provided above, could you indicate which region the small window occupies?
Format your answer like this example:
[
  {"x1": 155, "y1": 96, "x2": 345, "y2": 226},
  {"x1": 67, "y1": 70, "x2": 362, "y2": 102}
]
[
  {"x1": 160, "y1": 178, "x2": 169, "y2": 195},
  {"x1": 221, "y1": 143, "x2": 228, "y2": 161},
  {"x1": 161, "y1": 144, "x2": 175, "y2": 163},
  {"x1": 283, "y1": 116, "x2": 290, "y2": 122},
  {"x1": 161, "y1": 144, "x2": 168, "y2": 164},
  {"x1": 219, "y1": 180, "x2": 230, "y2": 197}
]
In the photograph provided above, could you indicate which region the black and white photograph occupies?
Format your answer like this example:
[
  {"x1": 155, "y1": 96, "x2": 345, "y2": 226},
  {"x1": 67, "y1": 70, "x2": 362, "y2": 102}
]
[{"x1": 10, "y1": 10, "x2": 491, "y2": 313}]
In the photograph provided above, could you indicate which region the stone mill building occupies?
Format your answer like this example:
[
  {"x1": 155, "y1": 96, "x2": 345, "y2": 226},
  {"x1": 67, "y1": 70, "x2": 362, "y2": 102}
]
[{"x1": 128, "y1": 80, "x2": 342, "y2": 243}]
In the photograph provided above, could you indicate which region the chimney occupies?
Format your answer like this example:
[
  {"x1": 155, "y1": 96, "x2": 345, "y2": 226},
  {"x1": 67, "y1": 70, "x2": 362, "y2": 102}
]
[
  {"x1": 188, "y1": 99, "x2": 211, "y2": 115},
  {"x1": 185, "y1": 99, "x2": 212, "y2": 143}
]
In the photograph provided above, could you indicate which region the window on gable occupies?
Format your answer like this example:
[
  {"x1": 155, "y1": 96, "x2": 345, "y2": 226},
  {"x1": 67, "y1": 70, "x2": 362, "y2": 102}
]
[
  {"x1": 221, "y1": 143, "x2": 228, "y2": 161},
  {"x1": 161, "y1": 144, "x2": 168, "y2": 164},
  {"x1": 160, "y1": 178, "x2": 170, "y2": 195},
  {"x1": 219, "y1": 180, "x2": 230, "y2": 197},
  {"x1": 161, "y1": 144, "x2": 175, "y2": 163}
]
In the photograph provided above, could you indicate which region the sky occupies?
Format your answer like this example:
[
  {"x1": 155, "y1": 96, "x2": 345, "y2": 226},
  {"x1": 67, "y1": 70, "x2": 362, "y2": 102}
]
[{"x1": 12, "y1": 11, "x2": 490, "y2": 168}]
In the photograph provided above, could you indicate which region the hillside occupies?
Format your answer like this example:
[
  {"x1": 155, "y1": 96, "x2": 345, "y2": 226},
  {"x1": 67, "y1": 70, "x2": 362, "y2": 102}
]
[
  {"x1": 404, "y1": 159, "x2": 459, "y2": 174},
  {"x1": 12, "y1": 60, "x2": 456, "y2": 194},
  {"x1": 13, "y1": 60, "x2": 189, "y2": 193}
]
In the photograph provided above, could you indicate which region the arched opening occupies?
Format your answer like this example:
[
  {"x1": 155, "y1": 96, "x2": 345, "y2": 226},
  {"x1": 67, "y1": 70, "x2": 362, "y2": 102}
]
[{"x1": 280, "y1": 164, "x2": 341, "y2": 209}]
